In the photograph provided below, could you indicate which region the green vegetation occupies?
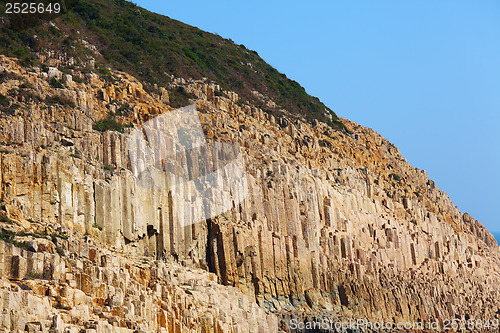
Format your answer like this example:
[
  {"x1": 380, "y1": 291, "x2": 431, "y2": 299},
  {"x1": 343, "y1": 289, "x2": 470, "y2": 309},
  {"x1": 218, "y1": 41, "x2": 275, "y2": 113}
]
[
  {"x1": 0, "y1": 228, "x2": 31, "y2": 251},
  {"x1": 0, "y1": 215, "x2": 12, "y2": 223},
  {"x1": 0, "y1": 228, "x2": 15, "y2": 242},
  {"x1": 45, "y1": 95, "x2": 76, "y2": 107},
  {"x1": 389, "y1": 173, "x2": 401, "y2": 182},
  {"x1": 97, "y1": 63, "x2": 112, "y2": 76},
  {"x1": 169, "y1": 86, "x2": 196, "y2": 109},
  {"x1": 0, "y1": 93, "x2": 15, "y2": 115},
  {"x1": 0, "y1": 0, "x2": 344, "y2": 130},
  {"x1": 92, "y1": 222, "x2": 103, "y2": 231},
  {"x1": 49, "y1": 77, "x2": 65, "y2": 88},
  {"x1": 92, "y1": 118, "x2": 132, "y2": 133},
  {"x1": 103, "y1": 164, "x2": 113, "y2": 171},
  {"x1": 51, "y1": 233, "x2": 69, "y2": 240},
  {"x1": 114, "y1": 103, "x2": 129, "y2": 115},
  {"x1": 27, "y1": 271, "x2": 42, "y2": 279},
  {"x1": 0, "y1": 94, "x2": 9, "y2": 106},
  {"x1": 53, "y1": 301, "x2": 71, "y2": 310},
  {"x1": 17, "y1": 230, "x2": 48, "y2": 238},
  {"x1": 0, "y1": 226, "x2": 68, "y2": 254}
]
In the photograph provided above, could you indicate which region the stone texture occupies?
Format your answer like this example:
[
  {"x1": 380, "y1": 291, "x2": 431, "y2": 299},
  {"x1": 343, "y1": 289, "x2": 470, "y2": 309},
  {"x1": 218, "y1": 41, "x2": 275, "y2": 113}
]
[{"x1": 0, "y1": 50, "x2": 498, "y2": 332}]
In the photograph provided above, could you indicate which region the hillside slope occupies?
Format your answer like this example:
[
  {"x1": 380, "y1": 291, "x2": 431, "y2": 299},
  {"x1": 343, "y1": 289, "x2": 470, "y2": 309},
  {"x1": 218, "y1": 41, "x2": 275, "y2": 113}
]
[
  {"x1": 0, "y1": 1, "x2": 498, "y2": 332},
  {"x1": 0, "y1": 0, "x2": 343, "y2": 129}
]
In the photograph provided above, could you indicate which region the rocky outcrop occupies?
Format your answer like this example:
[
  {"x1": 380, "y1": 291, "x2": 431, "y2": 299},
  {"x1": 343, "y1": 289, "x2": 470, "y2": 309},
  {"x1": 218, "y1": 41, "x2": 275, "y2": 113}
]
[
  {"x1": 0, "y1": 52, "x2": 499, "y2": 332},
  {"x1": 0, "y1": 236, "x2": 278, "y2": 332}
]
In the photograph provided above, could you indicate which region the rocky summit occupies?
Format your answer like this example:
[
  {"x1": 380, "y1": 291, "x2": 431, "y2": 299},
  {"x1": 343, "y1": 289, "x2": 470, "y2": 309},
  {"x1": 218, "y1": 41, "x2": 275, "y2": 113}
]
[{"x1": 0, "y1": 2, "x2": 499, "y2": 333}]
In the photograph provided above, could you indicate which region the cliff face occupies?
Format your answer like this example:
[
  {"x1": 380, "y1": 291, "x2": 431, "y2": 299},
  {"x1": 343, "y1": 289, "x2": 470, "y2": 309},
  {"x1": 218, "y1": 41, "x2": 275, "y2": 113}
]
[{"x1": 0, "y1": 46, "x2": 499, "y2": 333}]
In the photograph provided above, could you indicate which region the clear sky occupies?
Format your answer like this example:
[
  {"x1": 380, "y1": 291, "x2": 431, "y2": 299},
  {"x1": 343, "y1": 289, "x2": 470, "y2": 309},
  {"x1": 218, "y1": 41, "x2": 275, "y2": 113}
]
[{"x1": 134, "y1": 0, "x2": 500, "y2": 233}]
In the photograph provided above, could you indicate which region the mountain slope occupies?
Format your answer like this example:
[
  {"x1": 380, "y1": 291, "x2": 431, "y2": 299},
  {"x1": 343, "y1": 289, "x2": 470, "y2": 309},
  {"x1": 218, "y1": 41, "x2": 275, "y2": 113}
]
[
  {"x1": 0, "y1": 0, "x2": 343, "y2": 129},
  {"x1": 0, "y1": 1, "x2": 498, "y2": 332}
]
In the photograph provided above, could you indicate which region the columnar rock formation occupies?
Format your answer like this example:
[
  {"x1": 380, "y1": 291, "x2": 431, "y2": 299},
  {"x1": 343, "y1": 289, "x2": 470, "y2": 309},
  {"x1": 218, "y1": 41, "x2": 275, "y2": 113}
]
[
  {"x1": 0, "y1": 52, "x2": 498, "y2": 332},
  {"x1": 0, "y1": 237, "x2": 278, "y2": 332}
]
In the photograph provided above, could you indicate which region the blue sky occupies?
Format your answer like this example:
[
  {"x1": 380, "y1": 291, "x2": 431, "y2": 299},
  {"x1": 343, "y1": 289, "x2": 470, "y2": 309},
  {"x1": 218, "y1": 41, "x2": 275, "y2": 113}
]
[{"x1": 134, "y1": 0, "x2": 500, "y2": 233}]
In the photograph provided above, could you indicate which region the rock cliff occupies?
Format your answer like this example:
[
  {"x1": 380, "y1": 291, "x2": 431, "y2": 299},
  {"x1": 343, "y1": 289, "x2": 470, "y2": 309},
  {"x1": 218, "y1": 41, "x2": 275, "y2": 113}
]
[{"x1": 0, "y1": 45, "x2": 498, "y2": 333}]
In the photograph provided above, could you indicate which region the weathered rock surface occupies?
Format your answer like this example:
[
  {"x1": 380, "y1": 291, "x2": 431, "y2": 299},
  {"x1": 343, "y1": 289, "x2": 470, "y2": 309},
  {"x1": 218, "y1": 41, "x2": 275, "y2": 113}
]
[
  {"x1": 0, "y1": 237, "x2": 277, "y2": 332},
  {"x1": 0, "y1": 51, "x2": 499, "y2": 332}
]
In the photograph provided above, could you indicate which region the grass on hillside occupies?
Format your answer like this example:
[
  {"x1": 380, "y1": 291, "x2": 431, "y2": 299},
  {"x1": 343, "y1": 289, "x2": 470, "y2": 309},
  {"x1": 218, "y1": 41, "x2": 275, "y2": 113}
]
[{"x1": 0, "y1": 0, "x2": 345, "y2": 130}]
